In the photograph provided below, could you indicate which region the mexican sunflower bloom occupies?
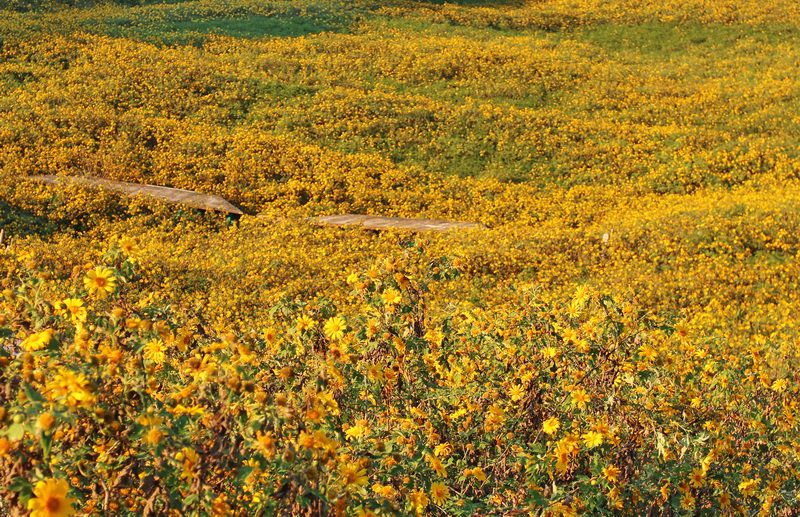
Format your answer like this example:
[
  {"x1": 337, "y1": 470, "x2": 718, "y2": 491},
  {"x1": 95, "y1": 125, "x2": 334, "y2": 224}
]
[
  {"x1": 21, "y1": 329, "x2": 53, "y2": 352},
  {"x1": 324, "y1": 316, "x2": 346, "y2": 340},
  {"x1": 46, "y1": 368, "x2": 95, "y2": 408},
  {"x1": 0, "y1": 438, "x2": 11, "y2": 456},
  {"x1": 255, "y1": 431, "x2": 276, "y2": 458},
  {"x1": 430, "y1": 482, "x2": 449, "y2": 505},
  {"x1": 570, "y1": 388, "x2": 591, "y2": 409},
  {"x1": 28, "y1": 478, "x2": 76, "y2": 517},
  {"x1": 83, "y1": 267, "x2": 117, "y2": 299},
  {"x1": 143, "y1": 339, "x2": 166, "y2": 364},
  {"x1": 60, "y1": 298, "x2": 87, "y2": 323},
  {"x1": 339, "y1": 463, "x2": 368, "y2": 489},
  {"x1": 602, "y1": 464, "x2": 621, "y2": 483},
  {"x1": 296, "y1": 314, "x2": 316, "y2": 332},
  {"x1": 177, "y1": 447, "x2": 200, "y2": 482},
  {"x1": 118, "y1": 236, "x2": 137, "y2": 256},
  {"x1": 581, "y1": 431, "x2": 603, "y2": 449},
  {"x1": 543, "y1": 417, "x2": 560, "y2": 435},
  {"x1": 738, "y1": 478, "x2": 759, "y2": 497},
  {"x1": 37, "y1": 412, "x2": 56, "y2": 432},
  {"x1": 509, "y1": 384, "x2": 525, "y2": 401},
  {"x1": 409, "y1": 489, "x2": 430, "y2": 514},
  {"x1": 381, "y1": 288, "x2": 402, "y2": 306}
]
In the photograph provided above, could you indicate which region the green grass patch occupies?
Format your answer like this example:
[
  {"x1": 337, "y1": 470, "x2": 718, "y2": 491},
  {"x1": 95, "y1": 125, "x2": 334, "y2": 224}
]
[
  {"x1": 97, "y1": 12, "x2": 347, "y2": 44},
  {"x1": 573, "y1": 21, "x2": 798, "y2": 58},
  {"x1": 0, "y1": 1, "x2": 362, "y2": 43}
]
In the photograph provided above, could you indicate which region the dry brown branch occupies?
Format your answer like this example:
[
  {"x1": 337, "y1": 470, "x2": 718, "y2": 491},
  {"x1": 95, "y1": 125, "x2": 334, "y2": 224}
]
[
  {"x1": 315, "y1": 214, "x2": 483, "y2": 232},
  {"x1": 29, "y1": 175, "x2": 244, "y2": 215}
]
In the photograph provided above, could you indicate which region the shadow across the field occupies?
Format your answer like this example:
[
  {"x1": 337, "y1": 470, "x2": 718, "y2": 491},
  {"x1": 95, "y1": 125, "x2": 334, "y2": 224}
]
[
  {"x1": 413, "y1": 0, "x2": 525, "y2": 5},
  {"x1": 99, "y1": 11, "x2": 350, "y2": 44},
  {"x1": 0, "y1": 199, "x2": 60, "y2": 239}
]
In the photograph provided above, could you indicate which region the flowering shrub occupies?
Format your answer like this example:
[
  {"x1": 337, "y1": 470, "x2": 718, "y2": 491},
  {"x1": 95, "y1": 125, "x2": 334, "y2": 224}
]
[
  {"x1": 1, "y1": 0, "x2": 800, "y2": 514},
  {"x1": 1, "y1": 246, "x2": 798, "y2": 514}
]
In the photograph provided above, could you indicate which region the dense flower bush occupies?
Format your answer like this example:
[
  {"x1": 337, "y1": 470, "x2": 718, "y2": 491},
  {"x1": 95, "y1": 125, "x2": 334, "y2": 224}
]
[
  {"x1": 1, "y1": 0, "x2": 800, "y2": 514},
  {"x1": 1, "y1": 245, "x2": 797, "y2": 514}
]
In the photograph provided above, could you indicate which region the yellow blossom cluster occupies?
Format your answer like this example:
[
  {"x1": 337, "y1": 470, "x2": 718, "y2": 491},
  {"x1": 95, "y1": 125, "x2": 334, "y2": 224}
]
[
  {"x1": 1, "y1": 251, "x2": 797, "y2": 514},
  {"x1": 1, "y1": 0, "x2": 800, "y2": 514}
]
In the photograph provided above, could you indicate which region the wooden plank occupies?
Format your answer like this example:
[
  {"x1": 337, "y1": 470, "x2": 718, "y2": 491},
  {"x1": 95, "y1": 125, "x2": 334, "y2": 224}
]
[
  {"x1": 316, "y1": 214, "x2": 482, "y2": 232},
  {"x1": 29, "y1": 175, "x2": 244, "y2": 215}
]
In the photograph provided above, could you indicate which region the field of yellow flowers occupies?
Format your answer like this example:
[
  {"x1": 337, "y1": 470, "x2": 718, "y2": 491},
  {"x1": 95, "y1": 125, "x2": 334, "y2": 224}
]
[{"x1": 1, "y1": 0, "x2": 799, "y2": 514}]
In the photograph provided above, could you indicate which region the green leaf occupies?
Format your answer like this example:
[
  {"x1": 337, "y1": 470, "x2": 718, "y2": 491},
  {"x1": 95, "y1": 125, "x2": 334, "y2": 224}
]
[
  {"x1": 23, "y1": 383, "x2": 45, "y2": 403},
  {"x1": 236, "y1": 466, "x2": 255, "y2": 483},
  {"x1": 6, "y1": 422, "x2": 25, "y2": 441},
  {"x1": 41, "y1": 433, "x2": 52, "y2": 460},
  {"x1": 9, "y1": 476, "x2": 32, "y2": 495}
]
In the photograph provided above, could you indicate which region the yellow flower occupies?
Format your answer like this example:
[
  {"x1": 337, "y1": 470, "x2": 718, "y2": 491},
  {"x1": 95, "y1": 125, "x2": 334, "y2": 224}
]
[
  {"x1": 37, "y1": 412, "x2": 56, "y2": 432},
  {"x1": 46, "y1": 368, "x2": 95, "y2": 409},
  {"x1": 262, "y1": 327, "x2": 278, "y2": 345},
  {"x1": 21, "y1": 329, "x2": 54, "y2": 352},
  {"x1": 581, "y1": 431, "x2": 603, "y2": 449},
  {"x1": 542, "y1": 346, "x2": 559, "y2": 359},
  {"x1": 27, "y1": 478, "x2": 76, "y2": 517},
  {"x1": 146, "y1": 427, "x2": 163, "y2": 446},
  {"x1": 571, "y1": 388, "x2": 591, "y2": 409},
  {"x1": 558, "y1": 433, "x2": 580, "y2": 453},
  {"x1": 700, "y1": 452, "x2": 714, "y2": 474},
  {"x1": 543, "y1": 417, "x2": 560, "y2": 436},
  {"x1": 574, "y1": 338, "x2": 591, "y2": 353},
  {"x1": 339, "y1": 462, "x2": 368, "y2": 489},
  {"x1": 323, "y1": 316, "x2": 346, "y2": 340},
  {"x1": 143, "y1": 339, "x2": 166, "y2": 364},
  {"x1": 381, "y1": 287, "x2": 402, "y2": 306},
  {"x1": 255, "y1": 431, "x2": 276, "y2": 458},
  {"x1": 297, "y1": 431, "x2": 315, "y2": 449},
  {"x1": 738, "y1": 478, "x2": 759, "y2": 497},
  {"x1": 365, "y1": 319, "x2": 381, "y2": 339},
  {"x1": 59, "y1": 298, "x2": 87, "y2": 323},
  {"x1": 110, "y1": 307, "x2": 125, "y2": 321},
  {"x1": 409, "y1": 489, "x2": 429, "y2": 513},
  {"x1": 771, "y1": 378, "x2": 788, "y2": 393},
  {"x1": 430, "y1": 482, "x2": 448, "y2": 505},
  {"x1": 464, "y1": 466, "x2": 487, "y2": 482},
  {"x1": 169, "y1": 404, "x2": 206, "y2": 417},
  {"x1": 638, "y1": 345, "x2": 658, "y2": 361},
  {"x1": 372, "y1": 483, "x2": 397, "y2": 501},
  {"x1": 660, "y1": 482, "x2": 670, "y2": 501},
  {"x1": 555, "y1": 450, "x2": 571, "y2": 474},
  {"x1": 433, "y1": 442, "x2": 452, "y2": 457},
  {"x1": 83, "y1": 267, "x2": 117, "y2": 299},
  {"x1": 296, "y1": 314, "x2": 316, "y2": 332},
  {"x1": 509, "y1": 384, "x2": 525, "y2": 402},
  {"x1": 689, "y1": 468, "x2": 705, "y2": 488},
  {"x1": 547, "y1": 502, "x2": 577, "y2": 517},
  {"x1": 424, "y1": 327, "x2": 444, "y2": 346},
  {"x1": 602, "y1": 464, "x2": 621, "y2": 483},
  {"x1": 344, "y1": 420, "x2": 371, "y2": 441},
  {"x1": 178, "y1": 447, "x2": 200, "y2": 481},
  {"x1": 426, "y1": 453, "x2": 448, "y2": 478},
  {"x1": 118, "y1": 236, "x2": 137, "y2": 256}
]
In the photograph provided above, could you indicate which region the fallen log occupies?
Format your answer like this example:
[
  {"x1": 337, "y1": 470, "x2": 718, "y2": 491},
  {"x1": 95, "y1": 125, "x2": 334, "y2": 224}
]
[
  {"x1": 29, "y1": 175, "x2": 244, "y2": 215},
  {"x1": 315, "y1": 214, "x2": 483, "y2": 232}
]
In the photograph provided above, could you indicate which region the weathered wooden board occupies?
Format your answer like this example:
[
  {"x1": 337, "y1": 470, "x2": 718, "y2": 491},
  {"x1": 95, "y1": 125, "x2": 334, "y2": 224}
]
[
  {"x1": 316, "y1": 214, "x2": 483, "y2": 232},
  {"x1": 28, "y1": 176, "x2": 482, "y2": 229},
  {"x1": 29, "y1": 175, "x2": 244, "y2": 215}
]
